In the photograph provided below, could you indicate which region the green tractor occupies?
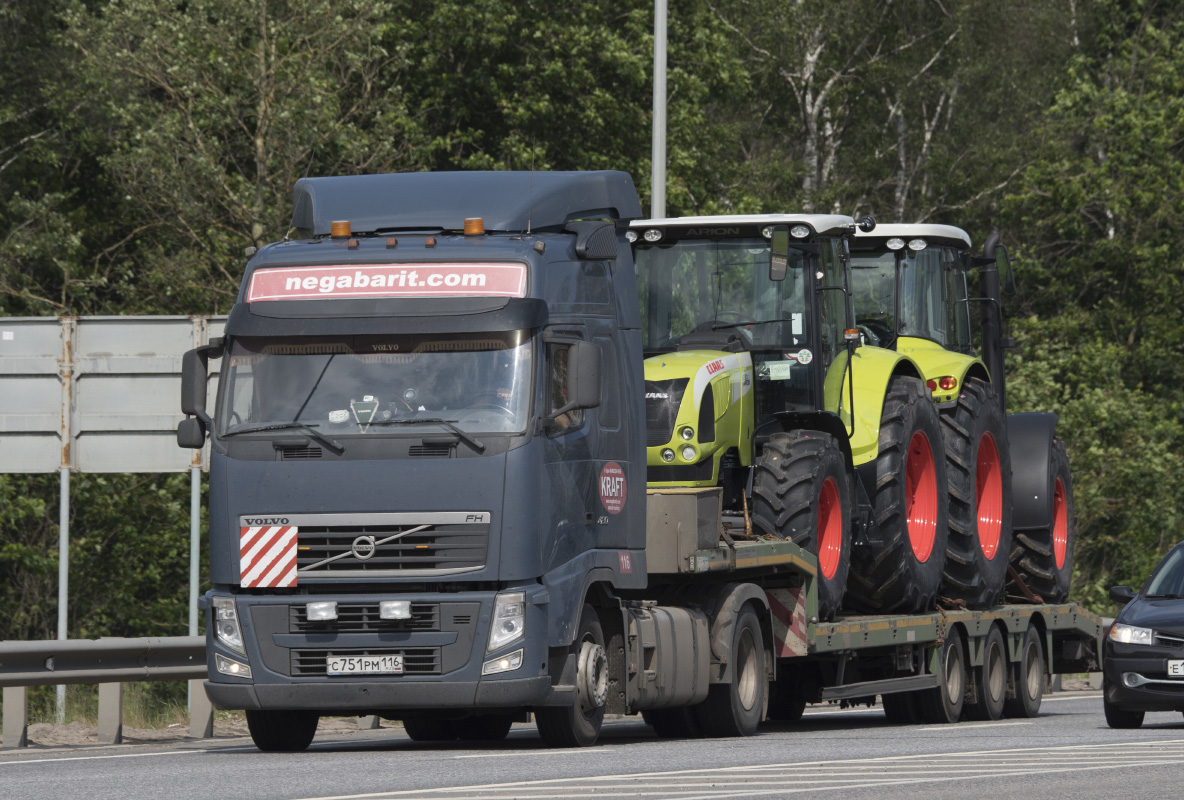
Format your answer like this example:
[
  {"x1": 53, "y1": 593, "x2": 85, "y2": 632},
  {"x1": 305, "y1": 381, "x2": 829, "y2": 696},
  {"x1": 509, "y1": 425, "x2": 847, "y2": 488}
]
[
  {"x1": 632, "y1": 215, "x2": 955, "y2": 619},
  {"x1": 849, "y1": 224, "x2": 1073, "y2": 603}
]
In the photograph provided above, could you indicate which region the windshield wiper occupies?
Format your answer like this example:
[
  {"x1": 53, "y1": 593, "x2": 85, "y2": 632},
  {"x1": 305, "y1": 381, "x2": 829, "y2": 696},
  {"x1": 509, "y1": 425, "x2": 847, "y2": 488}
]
[
  {"x1": 367, "y1": 418, "x2": 485, "y2": 453},
  {"x1": 222, "y1": 422, "x2": 343, "y2": 452},
  {"x1": 1144, "y1": 593, "x2": 1184, "y2": 599}
]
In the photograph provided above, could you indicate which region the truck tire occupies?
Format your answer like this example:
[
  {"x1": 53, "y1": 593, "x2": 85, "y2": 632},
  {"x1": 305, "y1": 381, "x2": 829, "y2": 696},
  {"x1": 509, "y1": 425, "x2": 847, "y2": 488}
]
[
  {"x1": 1103, "y1": 688, "x2": 1144, "y2": 729},
  {"x1": 767, "y1": 676, "x2": 807, "y2": 722},
  {"x1": 1003, "y1": 623, "x2": 1044, "y2": 718},
  {"x1": 940, "y1": 378, "x2": 1012, "y2": 607},
  {"x1": 694, "y1": 605, "x2": 768, "y2": 737},
  {"x1": 402, "y1": 716, "x2": 458, "y2": 741},
  {"x1": 965, "y1": 626, "x2": 1006, "y2": 721},
  {"x1": 847, "y1": 376, "x2": 948, "y2": 613},
  {"x1": 245, "y1": 709, "x2": 319, "y2": 752},
  {"x1": 642, "y1": 707, "x2": 703, "y2": 738},
  {"x1": 536, "y1": 604, "x2": 607, "y2": 747},
  {"x1": 753, "y1": 431, "x2": 851, "y2": 621},
  {"x1": 881, "y1": 692, "x2": 920, "y2": 724},
  {"x1": 1010, "y1": 438, "x2": 1074, "y2": 602},
  {"x1": 918, "y1": 627, "x2": 966, "y2": 723}
]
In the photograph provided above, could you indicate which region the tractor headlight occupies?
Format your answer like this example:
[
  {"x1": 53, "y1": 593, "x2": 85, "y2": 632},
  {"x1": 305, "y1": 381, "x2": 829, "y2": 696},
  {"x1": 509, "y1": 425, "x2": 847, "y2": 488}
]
[
  {"x1": 625, "y1": 229, "x2": 638, "y2": 243},
  {"x1": 886, "y1": 237, "x2": 905, "y2": 250},
  {"x1": 790, "y1": 225, "x2": 811, "y2": 239},
  {"x1": 908, "y1": 238, "x2": 928, "y2": 251},
  {"x1": 213, "y1": 596, "x2": 246, "y2": 655},
  {"x1": 643, "y1": 228, "x2": 663, "y2": 242},
  {"x1": 661, "y1": 448, "x2": 676, "y2": 462},
  {"x1": 681, "y1": 445, "x2": 697, "y2": 461},
  {"x1": 680, "y1": 426, "x2": 695, "y2": 441}
]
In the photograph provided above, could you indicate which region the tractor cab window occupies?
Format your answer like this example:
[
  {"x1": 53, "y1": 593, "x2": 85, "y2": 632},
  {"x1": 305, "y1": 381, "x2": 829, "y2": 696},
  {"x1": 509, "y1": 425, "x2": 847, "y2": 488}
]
[
  {"x1": 850, "y1": 251, "x2": 897, "y2": 348},
  {"x1": 945, "y1": 248, "x2": 973, "y2": 353},
  {"x1": 898, "y1": 246, "x2": 949, "y2": 344}
]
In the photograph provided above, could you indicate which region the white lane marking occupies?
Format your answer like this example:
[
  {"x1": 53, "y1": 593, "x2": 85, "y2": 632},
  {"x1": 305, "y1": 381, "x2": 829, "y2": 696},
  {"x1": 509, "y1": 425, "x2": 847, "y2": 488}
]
[
  {"x1": 916, "y1": 721, "x2": 1032, "y2": 731},
  {"x1": 0, "y1": 749, "x2": 205, "y2": 766},
  {"x1": 455, "y1": 748, "x2": 610, "y2": 759}
]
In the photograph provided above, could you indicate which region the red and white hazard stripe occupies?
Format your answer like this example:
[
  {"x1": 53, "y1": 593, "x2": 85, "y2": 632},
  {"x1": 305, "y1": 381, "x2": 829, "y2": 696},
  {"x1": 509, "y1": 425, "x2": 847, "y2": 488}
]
[
  {"x1": 767, "y1": 587, "x2": 809, "y2": 657},
  {"x1": 240, "y1": 526, "x2": 298, "y2": 588}
]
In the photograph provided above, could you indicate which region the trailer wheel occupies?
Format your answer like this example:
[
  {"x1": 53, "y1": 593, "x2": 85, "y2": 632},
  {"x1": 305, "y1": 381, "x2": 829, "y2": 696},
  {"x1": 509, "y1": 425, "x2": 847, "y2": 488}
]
[
  {"x1": 1103, "y1": 688, "x2": 1144, "y2": 729},
  {"x1": 965, "y1": 626, "x2": 1007, "y2": 721},
  {"x1": 245, "y1": 709, "x2": 319, "y2": 752},
  {"x1": 940, "y1": 378, "x2": 1013, "y2": 607},
  {"x1": 1003, "y1": 623, "x2": 1044, "y2": 718},
  {"x1": 455, "y1": 714, "x2": 515, "y2": 741},
  {"x1": 694, "y1": 605, "x2": 768, "y2": 737},
  {"x1": 767, "y1": 677, "x2": 807, "y2": 722},
  {"x1": 881, "y1": 692, "x2": 920, "y2": 724},
  {"x1": 846, "y1": 376, "x2": 948, "y2": 613},
  {"x1": 536, "y1": 604, "x2": 607, "y2": 747},
  {"x1": 402, "y1": 716, "x2": 459, "y2": 741},
  {"x1": 642, "y1": 707, "x2": 703, "y2": 738},
  {"x1": 753, "y1": 430, "x2": 851, "y2": 621},
  {"x1": 919, "y1": 627, "x2": 966, "y2": 723},
  {"x1": 1010, "y1": 438, "x2": 1074, "y2": 602}
]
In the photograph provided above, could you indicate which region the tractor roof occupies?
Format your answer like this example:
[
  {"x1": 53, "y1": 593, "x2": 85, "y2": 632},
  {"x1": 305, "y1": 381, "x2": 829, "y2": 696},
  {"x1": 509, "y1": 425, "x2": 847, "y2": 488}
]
[
  {"x1": 632, "y1": 213, "x2": 854, "y2": 237},
  {"x1": 853, "y1": 223, "x2": 971, "y2": 249},
  {"x1": 290, "y1": 171, "x2": 642, "y2": 236}
]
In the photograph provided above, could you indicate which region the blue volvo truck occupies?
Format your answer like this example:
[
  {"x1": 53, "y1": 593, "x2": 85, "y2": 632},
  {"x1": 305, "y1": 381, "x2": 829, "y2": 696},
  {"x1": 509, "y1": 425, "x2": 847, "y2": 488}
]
[{"x1": 178, "y1": 171, "x2": 1102, "y2": 750}]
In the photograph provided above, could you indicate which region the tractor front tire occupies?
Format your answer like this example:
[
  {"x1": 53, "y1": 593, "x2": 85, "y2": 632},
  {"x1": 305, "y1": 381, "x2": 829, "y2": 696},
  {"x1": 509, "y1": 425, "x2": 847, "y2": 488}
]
[
  {"x1": 940, "y1": 378, "x2": 1012, "y2": 608},
  {"x1": 753, "y1": 431, "x2": 851, "y2": 621},
  {"x1": 1009, "y1": 438, "x2": 1074, "y2": 602},
  {"x1": 847, "y1": 376, "x2": 948, "y2": 613}
]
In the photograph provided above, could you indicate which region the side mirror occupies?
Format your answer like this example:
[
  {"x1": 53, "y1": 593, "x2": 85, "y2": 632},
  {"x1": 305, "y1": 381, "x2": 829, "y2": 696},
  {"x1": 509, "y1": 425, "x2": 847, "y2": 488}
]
[
  {"x1": 995, "y1": 244, "x2": 1017, "y2": 297},
  {"x1": 177, "y1": 417, "x2": 207, "y2": 449},
  {"x1": 1109, "y1": 585, "x2": 1137, "y2": 604},
  {"x1": 181, "y1": 339, "x2": 222, "y2": 424},
  {"x1": 769, "y1": 225, "x2": 789, "y2": 282},
  {"x1": 569, "y1": 340, "x2": 602, "y2": 409}
]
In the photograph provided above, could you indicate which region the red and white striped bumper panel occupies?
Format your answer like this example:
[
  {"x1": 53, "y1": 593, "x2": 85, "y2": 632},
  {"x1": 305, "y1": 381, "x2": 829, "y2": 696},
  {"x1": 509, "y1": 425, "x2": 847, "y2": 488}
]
[
  {"x1": 768, "y1": 587, "x2": 808, "y2": 657},
  {"x1": 240, "y1": 526, "x2": 298, "y2": 587}
]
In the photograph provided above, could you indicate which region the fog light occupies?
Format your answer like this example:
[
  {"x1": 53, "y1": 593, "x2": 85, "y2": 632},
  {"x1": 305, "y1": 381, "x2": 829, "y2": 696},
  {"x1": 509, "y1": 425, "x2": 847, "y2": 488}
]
[
  {"x1": 380, "y1": 600, "x2": 412, "y2": 620},
  {"x1": 482, "y1": 649, "x2": 524, "y2": 675},
  {"x1": 1123, "y1": 672, "x2": 1140, "y2": 688},
  {"x1": 306, "y1": 601, "x2": 338, "y2": 621},
  {"x1": 680, "y1": 426, "x2": 695, "y2": 441},
  {"x1": 661, "y1": 448, "x2": 675, "y2": 463},
  {"x1": 215, "y1": 653, "x2": 252, "y2": 679},
  {"x1": 681, "y1": 445, "x2": 697, "y2": 461}
]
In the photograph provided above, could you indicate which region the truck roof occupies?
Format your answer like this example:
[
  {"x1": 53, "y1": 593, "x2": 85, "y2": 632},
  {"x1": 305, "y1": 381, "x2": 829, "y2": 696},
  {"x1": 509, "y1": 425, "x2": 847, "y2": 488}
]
[
  {"x1": 631, "y1": 213, "x2": 854, "y2": 236},
  {"x1": 291, "y1": 171, "x2": 643, "y2": 236},
  {"x1": 853, "y1": 223, "x2": 972, "y2": 249}
]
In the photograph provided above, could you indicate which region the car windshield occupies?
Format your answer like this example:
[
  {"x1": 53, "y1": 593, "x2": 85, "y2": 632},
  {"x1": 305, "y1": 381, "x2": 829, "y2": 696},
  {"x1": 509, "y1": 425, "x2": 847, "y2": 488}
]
[
  {"x1": 218, "y1": 332, "x2": 532, "y2": 436},
  {"x1": 1145, "y1": 546, "x2": 1184, "y2": 597}
]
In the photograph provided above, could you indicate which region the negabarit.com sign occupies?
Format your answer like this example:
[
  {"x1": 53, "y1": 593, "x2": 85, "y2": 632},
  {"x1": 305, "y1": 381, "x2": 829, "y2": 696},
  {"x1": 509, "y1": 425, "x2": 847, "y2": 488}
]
[{"x1": 246, "y1": 263, "x2": 528, "y2": 302}]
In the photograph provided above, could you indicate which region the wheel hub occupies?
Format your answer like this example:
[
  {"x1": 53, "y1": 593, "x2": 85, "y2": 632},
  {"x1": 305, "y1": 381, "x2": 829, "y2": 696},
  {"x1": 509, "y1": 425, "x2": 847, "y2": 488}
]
[{"x1": 577, "y1": 640, "x2": 609, "y2": 713}]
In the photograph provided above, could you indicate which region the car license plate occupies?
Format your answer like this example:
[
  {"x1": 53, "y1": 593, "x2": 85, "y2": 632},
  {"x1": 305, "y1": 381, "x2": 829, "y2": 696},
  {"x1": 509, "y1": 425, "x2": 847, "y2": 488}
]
[
  {"x1": 1169, "y1": 660, "x2": 1184, "y2": 677},
  {"x1": 327, "y1": 654, "x2": 403, "y2": 676}
]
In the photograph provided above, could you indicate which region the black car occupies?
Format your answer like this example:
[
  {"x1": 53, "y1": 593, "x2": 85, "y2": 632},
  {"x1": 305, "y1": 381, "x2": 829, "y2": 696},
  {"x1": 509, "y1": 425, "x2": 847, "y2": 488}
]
[{"x1": 1104, "y1": 541, "x2": 1184, "y2": 728}]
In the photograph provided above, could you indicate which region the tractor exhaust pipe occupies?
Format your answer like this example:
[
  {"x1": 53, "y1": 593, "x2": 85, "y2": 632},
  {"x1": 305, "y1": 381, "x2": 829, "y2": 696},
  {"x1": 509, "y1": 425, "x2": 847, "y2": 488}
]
[{"x1": 978, "y1": 232, "x2": 1006, "y2": 413}]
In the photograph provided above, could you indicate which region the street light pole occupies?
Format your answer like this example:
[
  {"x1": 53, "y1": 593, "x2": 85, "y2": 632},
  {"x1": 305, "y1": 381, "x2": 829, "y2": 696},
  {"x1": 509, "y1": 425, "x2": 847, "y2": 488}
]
[{"x1": 651, "y1": 0, "x2": 668, "y2": 220}]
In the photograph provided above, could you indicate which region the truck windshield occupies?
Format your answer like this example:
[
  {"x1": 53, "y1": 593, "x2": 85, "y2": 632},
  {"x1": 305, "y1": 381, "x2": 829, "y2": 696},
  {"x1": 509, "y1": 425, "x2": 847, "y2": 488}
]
[
  {"x1": 218, "y1": 332, "x2": 532, "y2": 436},
  {"x1": 634, "y1": 238, "x2": 810, "y2": 353}
]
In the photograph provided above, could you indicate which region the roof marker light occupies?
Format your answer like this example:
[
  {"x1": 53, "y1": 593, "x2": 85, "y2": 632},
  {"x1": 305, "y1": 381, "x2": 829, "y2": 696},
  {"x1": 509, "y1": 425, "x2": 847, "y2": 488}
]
[
  {"x1": 464, "y1": 218, "x2": 485, "y2": 235},
  {"x1": 886, "y1": 237, "x2": 905, "y2": 250},
  {"x1": 790, "y1": 225, "x2": 811, "y2": 239},
  {"x1": 643, "y1": 228, "x2": 663, "y2": 242},
  {"x1": 330, "y1": 220, "x2": 351, "y2": 238},
  {"x1": 908, "y1": 238, "x2": 928, "y2": 251}
]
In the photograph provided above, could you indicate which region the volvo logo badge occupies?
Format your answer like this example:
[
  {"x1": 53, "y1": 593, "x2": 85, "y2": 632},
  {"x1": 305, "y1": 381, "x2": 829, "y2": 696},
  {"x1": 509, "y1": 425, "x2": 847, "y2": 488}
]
[{"x1": 351, "y1": 535, "x2": 377, "y2": 561}]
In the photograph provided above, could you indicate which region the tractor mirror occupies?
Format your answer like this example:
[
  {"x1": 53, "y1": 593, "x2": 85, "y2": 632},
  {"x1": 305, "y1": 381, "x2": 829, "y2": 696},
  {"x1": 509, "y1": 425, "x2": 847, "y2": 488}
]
[
  {"x1": 769, "y1": 225, "x2": 790, "y2": 281},
  {"x1": 995, "y1": 244, "x2": 1017, "y2": 297}
]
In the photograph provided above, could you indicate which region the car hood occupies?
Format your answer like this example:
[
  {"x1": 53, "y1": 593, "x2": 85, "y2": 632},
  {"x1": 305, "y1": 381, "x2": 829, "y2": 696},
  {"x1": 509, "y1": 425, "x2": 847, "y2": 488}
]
[{"x1": 1120, "y1": 597, "x2": 1184, "y2": 636}]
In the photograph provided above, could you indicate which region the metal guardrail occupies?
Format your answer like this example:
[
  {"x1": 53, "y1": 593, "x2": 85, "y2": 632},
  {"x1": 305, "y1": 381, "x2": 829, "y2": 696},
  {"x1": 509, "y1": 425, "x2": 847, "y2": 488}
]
[{"x1": 0, "y1": 636, "x2": 211, "y2": 749}]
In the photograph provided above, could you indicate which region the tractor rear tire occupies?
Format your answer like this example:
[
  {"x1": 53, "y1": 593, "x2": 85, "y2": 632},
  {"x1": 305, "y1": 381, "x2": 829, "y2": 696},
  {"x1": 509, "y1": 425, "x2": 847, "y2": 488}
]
[
  {"x1": 846, "y1": 376, "x2": 948, "y2": 613},
  {"x1": 940, "y1": 378, "x2": 1013, "y2": 608},
  {"x1": 753, "y1": 431, "x2": 851, "y2": 621},
  {"x1": 1009, "y1": 438, "x2": 1074, "y2": 603}
]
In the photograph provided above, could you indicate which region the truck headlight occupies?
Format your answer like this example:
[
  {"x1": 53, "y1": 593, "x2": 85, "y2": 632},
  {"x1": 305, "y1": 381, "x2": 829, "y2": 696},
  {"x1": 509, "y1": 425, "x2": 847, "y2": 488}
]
[
  {"x1": 212, "y1": 595, "x2": 246, "y2": 655},
  {"x1": 1109, "y1": 623, "x2": 1153, "y2": 645},
  {"x1": 487, "y1": 591, "x2": 526, "y2": 653}
]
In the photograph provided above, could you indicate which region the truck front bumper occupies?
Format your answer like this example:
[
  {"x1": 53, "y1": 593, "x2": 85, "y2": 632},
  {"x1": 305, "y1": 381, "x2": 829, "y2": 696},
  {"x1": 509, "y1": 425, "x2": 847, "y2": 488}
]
[{"x1": 205, "y1": 674, "x2": 554, "y2": 711}]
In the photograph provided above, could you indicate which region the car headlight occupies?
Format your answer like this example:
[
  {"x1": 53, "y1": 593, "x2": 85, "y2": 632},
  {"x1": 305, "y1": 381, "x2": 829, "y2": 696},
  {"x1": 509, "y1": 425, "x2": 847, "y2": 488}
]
[
  {"x1": 487, "y1": 591, "x2": 526, "y2": 653},
  {"x1": 1109, "y1": 622, "x2": 1154, "y2": 645},
  {"x1": 212, "y1": 595, "x2": 246, "y2": 655}
]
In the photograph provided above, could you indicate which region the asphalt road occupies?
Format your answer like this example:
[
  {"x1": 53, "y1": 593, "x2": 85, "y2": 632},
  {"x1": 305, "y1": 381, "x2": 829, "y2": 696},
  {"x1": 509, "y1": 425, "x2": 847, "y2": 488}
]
[{"x1": 3, "y1": 692, "x2": 1183, "y2": 800}]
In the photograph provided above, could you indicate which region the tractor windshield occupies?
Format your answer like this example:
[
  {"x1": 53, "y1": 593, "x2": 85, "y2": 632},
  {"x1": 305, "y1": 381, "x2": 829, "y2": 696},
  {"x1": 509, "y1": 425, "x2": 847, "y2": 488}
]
[{"x1": 634, "y1": 238, "x2": 810, "y2": 353}]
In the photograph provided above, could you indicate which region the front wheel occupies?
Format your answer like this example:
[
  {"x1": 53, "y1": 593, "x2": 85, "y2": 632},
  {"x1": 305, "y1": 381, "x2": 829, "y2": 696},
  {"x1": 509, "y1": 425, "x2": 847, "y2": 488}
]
[
  {"x1": 1103, "y1": 691, "x2": 1144, "y2": 729},
  {"x1": 752, "y1": 431, "x2": 851, "y2": 621},
  {"x1": 536, "y1": 604, "x2": 607, "y2": 747},
  {"x1": 246, "y1": 709, "x2": 319, "y2": 752},
  {"x1": 694, "y1": 605, "x2": 768, "y2": 737}
]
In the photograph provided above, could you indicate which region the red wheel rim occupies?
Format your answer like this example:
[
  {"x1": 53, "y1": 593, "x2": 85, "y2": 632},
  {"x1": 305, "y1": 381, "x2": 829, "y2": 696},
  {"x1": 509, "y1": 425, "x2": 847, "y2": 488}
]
[
  {"x1": 976, "y1": 433, "x2": 1003, "y2": 559},
  {"x1": 1052, "y1": 477, "x2": 1068, "y2": 569},
  {"x1": 817, "y1": 476, "x2": 842, "y2": 580},
  {"x1": 905, "y1": 431, "x2": 938, "y2": 562}
]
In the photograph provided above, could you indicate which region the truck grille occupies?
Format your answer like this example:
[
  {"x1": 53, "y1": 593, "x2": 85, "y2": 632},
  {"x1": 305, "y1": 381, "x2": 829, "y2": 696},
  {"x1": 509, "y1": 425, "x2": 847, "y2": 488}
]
[
  {"x1": 290, "y1": 602, "x2": 439, "y2": 633},
  {"x1": 290, "y1": 647, "x2": 441, "y2": 676},
  {"x1": 645, "y1": 378, "x2": 688, "y2": 446}
]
